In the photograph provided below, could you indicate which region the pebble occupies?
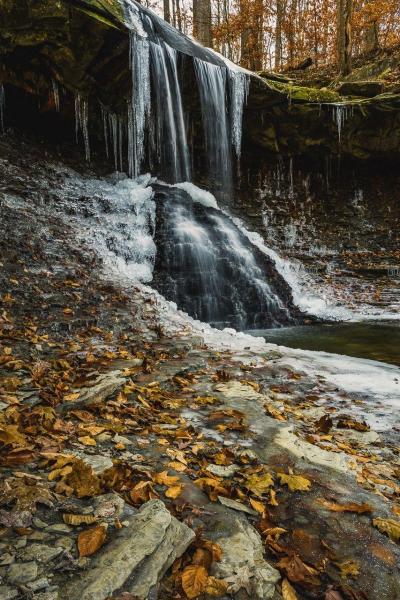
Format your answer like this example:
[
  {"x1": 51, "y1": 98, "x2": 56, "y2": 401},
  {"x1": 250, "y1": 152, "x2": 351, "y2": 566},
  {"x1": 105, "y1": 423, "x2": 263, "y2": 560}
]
[
  {"x1": 0, "y1": 553, "x2": 15, "y2": 566},
  {"x1": 113, "y1": 434, "x2": 134, "y2": 446},
  {"x1": 55, "y1": 537, "x2": 73, "y2": 552},
  {"x1": 45, "y1": 524, "x2": 72, "y2": 534},
  {"x1": 26, "y1": 577, "x2": 50, "y2": 591},
  {"x1": 33, "y1": 518, "x2": 49, "y2": 529},
  {"x1": 7, "y1": 560, "x2": 38, "y2": 584}
]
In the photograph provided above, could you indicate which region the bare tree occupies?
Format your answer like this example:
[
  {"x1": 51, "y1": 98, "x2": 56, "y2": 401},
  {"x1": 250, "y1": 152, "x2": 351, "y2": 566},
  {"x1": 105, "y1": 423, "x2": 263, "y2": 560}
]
[
  {"x1": 193, "y1": 0, "x2": 212, "y2": 47},
  {"x1": 275, "y1": 0, "x2": 284, "y2": 70},
  {"x1": 163, "y1": 0, "x2": 171, "y2": 23},
  {"x1": 364, "y1": 19, "x2": 379, "y2": 53},
  {"x1": 337, "y1": 0, "x2": 353, "y2": 75}
]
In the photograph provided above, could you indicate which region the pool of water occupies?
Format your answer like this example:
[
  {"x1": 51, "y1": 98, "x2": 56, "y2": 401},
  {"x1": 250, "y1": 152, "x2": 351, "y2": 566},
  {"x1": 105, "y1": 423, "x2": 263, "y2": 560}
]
[{"x1": 246, "y1": 321, "x2": 400, "y2": 366}]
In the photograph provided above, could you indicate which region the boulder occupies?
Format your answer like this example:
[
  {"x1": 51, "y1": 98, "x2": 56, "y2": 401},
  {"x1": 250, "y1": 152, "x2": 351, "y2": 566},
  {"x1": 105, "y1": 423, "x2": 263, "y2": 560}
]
[
  {"x1": 60, "y1": 499, "x2": 195, "y2": 600},
  {"x1": 338, "y1": 80, "x2": 384, "y2": 97}
]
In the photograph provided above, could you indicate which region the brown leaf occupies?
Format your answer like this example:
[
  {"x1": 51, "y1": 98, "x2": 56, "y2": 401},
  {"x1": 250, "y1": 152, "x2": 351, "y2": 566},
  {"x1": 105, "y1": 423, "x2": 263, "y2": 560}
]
[
  {"x1": 282, "y1": 578, "x2": 299, "y2": 600},
  {"x1": 318, "y1": 499, "x2": 372, "y2": 513},
  {"x1": 130, "y1": 480, "x2": 158, "y2": 505},
  {"x1": 153, "y1": 471, "x2": 180, "y2": 486},
  {"x1": 78, "y1": 524, "x2": 107, "y2": 557},
  {"x1": 277, "y1": 554, "x2": 320, "y2": 586},
  {"x1": 337, "y1": 418, "x2": 369, "y2": 432},
  {"x1": 244, "y1": 472, "x2": 274, "y2": 496},
  {"x1": 181, "y1": 565, "x2": 209, "y2": 599},
  {"x1": 192, "y1": 548, "x2": 213, "y2": 569},
  {"x1": 315, "y1": 415, "x2": 333, "y2": 433},
  {"x1": 205, "y1": 576, "x2": 229, "y2": 597},
  {"x1": 63, "y1": 513, "x2": 98, "y2": 526}
]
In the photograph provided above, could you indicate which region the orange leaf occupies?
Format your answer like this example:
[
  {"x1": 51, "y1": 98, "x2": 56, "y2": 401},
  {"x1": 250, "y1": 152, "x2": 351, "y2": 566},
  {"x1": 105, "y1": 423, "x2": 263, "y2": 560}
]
[
  {"x1": 282, "y1": 578, "x2": 298, "y2": 600},
  {"x1": 78, "y1": 524, "x2": 107, "y2": 557},
  {"x1": 165, "y1": 484, "x2": 183, "y2": 499},
  {"x1": 181, "y1": 565, "x2": 209, "y2": 599},
  {"x1": 318, "y1": 499, "x2": 372, "y2": 513}
]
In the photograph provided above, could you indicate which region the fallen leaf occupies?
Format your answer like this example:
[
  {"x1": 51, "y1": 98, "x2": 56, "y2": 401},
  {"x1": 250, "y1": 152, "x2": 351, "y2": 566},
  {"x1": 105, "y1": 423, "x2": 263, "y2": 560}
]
[
  {"x1": 282, "y1": 578, "x2": 299, "y2": 599},
  {"x1": 205, "y1": 576, "x2": 229, "y2": 597},
  {"x1": 372, "y1": 517, "x2": 400, "y2": 543},
  {"x1": 249, "y1": 498, "x2": 265, "y2": 514},
  {"x1": 153, "y1": 471, "x2": 180, "y2": 486},
  {"x1": 181, "y1": 565, "x2": 209, "y2": 599},
  {"x1": 335, "y1": 559, "x2": 360, "y2": 578},
  {"x1": 244, "y1": 472, "x2": 274, "y2": 496},
  {"x1": 278, "y1": 473, "x2": 311, "y2": 492},
  {"x1": 318, "y1": 499, "x2": 372, "y2": 513},
  {"x1": 63, "y1": 513, "x2": 98, "y2": 526},
  {"x1": 78, "y1": 524, "x2": 107, "y2": 557},
  {"x1": 277, "y1": 554, "x2": 320, "y2": 586},
  {"x1": 337, "y1": 418, "x2": 369, "y2": 432},
  {"x1": 78, "y1": 436, "x2": 97, "y2": 446},
  {"x1": 165, "y1": 484, "x2": 183, "y2": 499}
]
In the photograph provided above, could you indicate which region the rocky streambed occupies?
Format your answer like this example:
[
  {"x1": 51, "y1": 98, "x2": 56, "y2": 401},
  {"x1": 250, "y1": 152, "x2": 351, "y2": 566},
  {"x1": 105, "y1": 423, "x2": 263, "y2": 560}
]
[{"x1": 0, "y1": 132, "x2": 399, "y2": 600}]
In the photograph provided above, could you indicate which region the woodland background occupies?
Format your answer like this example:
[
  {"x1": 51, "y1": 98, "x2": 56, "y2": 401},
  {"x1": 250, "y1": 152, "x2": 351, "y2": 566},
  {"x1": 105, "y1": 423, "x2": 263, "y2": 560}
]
[{"x1": 143, "y1": 0, "x2": 400, "y2": 75}]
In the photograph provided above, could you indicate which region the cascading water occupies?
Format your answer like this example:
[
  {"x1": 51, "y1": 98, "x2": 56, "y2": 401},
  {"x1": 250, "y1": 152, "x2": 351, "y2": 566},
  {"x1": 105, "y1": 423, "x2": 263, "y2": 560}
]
[
  {"x1": 153, "y1": 185, "x2": 295, "y2": 328},
  {"x1": 194, "y1": 58, "x2": 232, "y2": 192},
  {"x1": 229, "y1": 71, "x2": 250, "y2": 159},
  {"x1": 149, "y1": 40, "x2": 190, "y2": 182}
]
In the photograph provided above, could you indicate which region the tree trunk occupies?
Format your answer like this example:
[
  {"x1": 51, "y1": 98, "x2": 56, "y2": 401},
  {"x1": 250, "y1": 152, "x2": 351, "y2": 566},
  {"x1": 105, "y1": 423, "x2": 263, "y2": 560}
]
[
  {"x1": 364, "y1": 20, "x2": 379, "y2": 53},
  {"x1": 337, "y1": 0, "x2": 353, "y2": 75},
  {"x1": 163, "y1": 0, "x2": 171, "y2": 23},
  {"x1": 193, "y1": 0, "x2": 212, "y2": 47},
  {"x1": 275, "y1": 0, "x2": 284, "y2": 70}
]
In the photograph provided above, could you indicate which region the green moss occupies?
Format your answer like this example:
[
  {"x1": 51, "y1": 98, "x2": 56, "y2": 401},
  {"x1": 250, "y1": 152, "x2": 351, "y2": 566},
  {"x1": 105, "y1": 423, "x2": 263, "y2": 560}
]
[{"x1": 268, "y1": 80, "x2": 340, "y2": 103}]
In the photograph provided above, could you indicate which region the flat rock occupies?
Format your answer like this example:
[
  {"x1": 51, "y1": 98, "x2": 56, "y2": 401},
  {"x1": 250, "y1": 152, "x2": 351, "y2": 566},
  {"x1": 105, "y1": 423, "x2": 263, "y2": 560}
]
[
  {"x1": 7, "y1": 560, "x2": 38, "y2": 584},
  {"x1": 218, "y1": 496, "x2": 257, "y2": 516},
  {"x1": 62, "y1": 371, "x2": 125, "y2": 411},
  {"x1": 93, "y1": 493, "x2": 125, "y2": 518},
  {"x1": 79, "y1": 454, "x2": 114, "y2": 474},
  {"x1": 210, "y1": 511, "x2": 280, "y2": 599},
  {"x1": 60, "y1": 499, "x2": 195, "y2": 600}
]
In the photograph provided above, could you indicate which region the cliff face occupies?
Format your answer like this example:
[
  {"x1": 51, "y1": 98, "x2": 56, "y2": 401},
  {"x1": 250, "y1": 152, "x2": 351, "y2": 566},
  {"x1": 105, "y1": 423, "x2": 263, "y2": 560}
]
[{"x1": 0, "y1": 0, "x2": 399, "y2": 164}]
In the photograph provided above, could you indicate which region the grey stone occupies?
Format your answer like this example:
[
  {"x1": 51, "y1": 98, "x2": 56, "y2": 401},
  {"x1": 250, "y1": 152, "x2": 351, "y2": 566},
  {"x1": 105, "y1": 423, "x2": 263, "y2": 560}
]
[
  {"x1": 20, "y1": 544, "x2": 63, "y2": 563},
  {"x1": 79, "y1": 454, "x2": 113, "y2": 474},
  {"x1": 60, "y1": 499, "x2": 195, "y2": 600},
  {"x1": 27, "y1": 577, "x2": 50, "y2": 591},
  {"x1": 211, "y1": 513, "x2": 280, "y2": 599},
  {"x1": 0, "y1": 553, "x2": 15, "y2": 566},
  {"x1": 217, "y1": 496, "x2": 257, "y2": 516},
  {"x1": 29, "y1": 531, "x2": 52, "y2": 541},
  {"x1": 62, "y1": 371, "x2": 125, "y2": 411},
  {"x1": 54, "y1": 537, "x2": 73, "y2": 552},
  {"x1": 206, "y1": 464, "x2": 239, "y2": 478},
  {"x1": 45, "y1": 524, "x2": 72, "y2": 534},
  {"x1": 113, "y1": 434, "x2": 134, "y2": 446},
  {"x1": 7, "y1": 561, "x2": 38, "y2": 584},
  {"x1": 0, "y1": 585, "x2": 19, "y2": 600},
  {"x1": 33, "y1": 518, "x2": 49, "y2": 529},
  {"x1": 93, "y1": 493, "x2": 125, "y2": 518},
  {"x1": 32, "y1": 592, "x2": 59, "y2": 600}
]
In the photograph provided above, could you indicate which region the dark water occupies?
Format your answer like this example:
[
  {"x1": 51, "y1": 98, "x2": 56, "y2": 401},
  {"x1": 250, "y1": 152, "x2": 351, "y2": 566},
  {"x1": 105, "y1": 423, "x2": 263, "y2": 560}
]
[{"x1": 246, "y1": 321, "x2": 400, "y2": 366}]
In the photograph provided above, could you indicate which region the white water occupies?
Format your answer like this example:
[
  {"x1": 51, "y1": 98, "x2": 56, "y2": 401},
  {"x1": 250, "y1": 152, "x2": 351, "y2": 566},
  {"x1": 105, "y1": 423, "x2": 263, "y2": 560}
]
[
  {"x1": 149, "y1": 40, "x2": 190, "y2": 182},
  {"x1": 194, "y1": 58, "x2": 232, "y2": 190},
  {"x1": 128, "y1": 33, "x2": 151, "y2": 177}
]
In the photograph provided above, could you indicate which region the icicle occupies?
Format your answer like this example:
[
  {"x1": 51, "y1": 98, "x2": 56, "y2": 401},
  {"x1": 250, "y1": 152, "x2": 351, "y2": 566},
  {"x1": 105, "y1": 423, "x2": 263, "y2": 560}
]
[
  {"x1": 74, "y1": 93, "x2": 90, "y2": 162},
  {"x1": 101, "y1": 105, "x2": 109, "y2": 159},
  {"x1": 0, "y1": 85, "x2": 5, "y2": 133},
  {"x1": 52, "y1": 79, "x2": 60, "y2": 112},
  {"x1": 332, "y1": 104, "x2": 350, "y2": 144},
  {"x1": 229, "y1": 71, "x2": 249, "y2": 158},
  {"x1": 118, "y1": 118, "x2": 123, "y2": 172},
  {"x1": 109, "y1": 112, "x2": 119, "y2": 171}
]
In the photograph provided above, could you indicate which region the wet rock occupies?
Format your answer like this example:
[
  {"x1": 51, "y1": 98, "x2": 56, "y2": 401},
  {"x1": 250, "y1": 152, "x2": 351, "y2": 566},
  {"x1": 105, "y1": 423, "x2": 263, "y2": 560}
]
[
  {"x1": 210, "y1": 512, "x2": 280, "y2": 599},
  {"x1": 0, "y1": 585, "x2": 19, "y2": 600},
  {"x1": 45, "y1": 524, "x2": 72, "y2": 534},
  {"x1": 217, "y1": 496, "x2": 257, "y2": 516},
  {"x1": 113, "y1": 434, "x2": 134, "y2": 446},
  {"x1": 55, "y1": 537, "x2": 74, "y2": 552},
  {"x1": 26, "y1": 577, "x2": 50, "y2": 592},
  {"x1": 64, "y1": 372, "x2": 126, "y2": 410},
  {"x1": 32, "y1": 592, "x2": 59, "y2": 600},
  {"x1": 20, "y1": 544, "x2": 63, "y2": 563},
  {"x1": 0, "y1": 553, "x2": 15, "y2": 566},
  {"x1": 275, "y1": 425, "x2": 352, "y2": 472},
  {"x1": 7, "y1": 560, "x2": 38, "y2": 584},
  {"x1": 60, "y1": 499, "x2": 195, "y2": 600}
]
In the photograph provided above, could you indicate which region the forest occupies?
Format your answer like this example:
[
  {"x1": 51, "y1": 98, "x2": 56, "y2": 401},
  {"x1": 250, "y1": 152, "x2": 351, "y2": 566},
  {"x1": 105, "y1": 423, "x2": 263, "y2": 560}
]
[{"x1": 150, "y1": 0, "x2": 400, "y2": 73}]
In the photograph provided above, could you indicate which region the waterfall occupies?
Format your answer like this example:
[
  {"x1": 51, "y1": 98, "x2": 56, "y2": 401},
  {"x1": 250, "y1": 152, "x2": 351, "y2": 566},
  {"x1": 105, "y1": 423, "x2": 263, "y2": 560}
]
[
  {"x1": 332, "y1": 104, "x2": 353, "y2": 143},
  {"x1": 194, "y1": 58, "x2": 232, "y2": 192},
  {"x1": 149, "y1": 40, "x2": 190, "y2": 182},
  {"x1": 0, "y1": 85, "x2": 5, "y2": 132},
  {"x1": 154, "y1": 186, "x2": 294, "y2": 329}
]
